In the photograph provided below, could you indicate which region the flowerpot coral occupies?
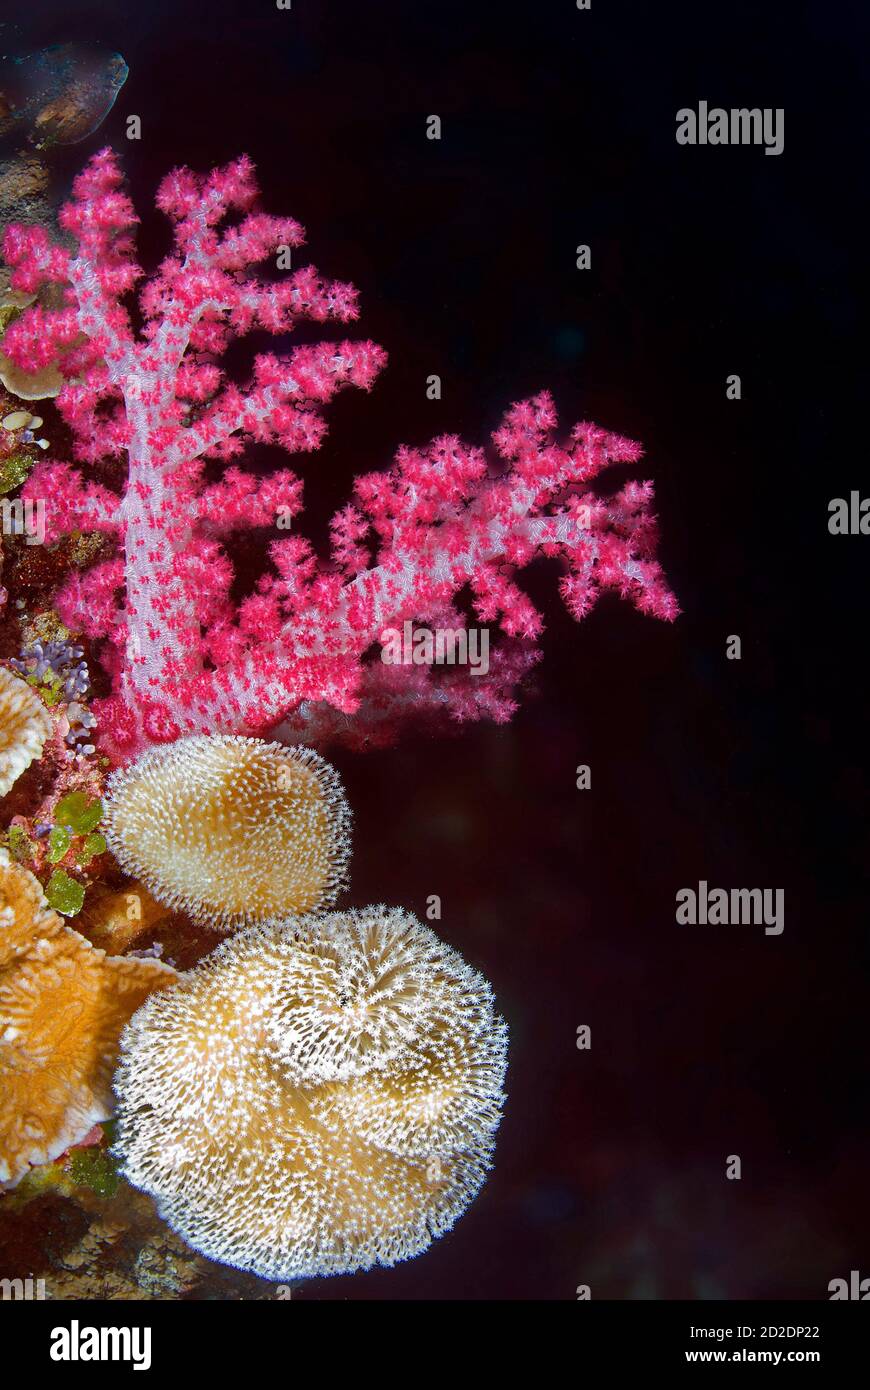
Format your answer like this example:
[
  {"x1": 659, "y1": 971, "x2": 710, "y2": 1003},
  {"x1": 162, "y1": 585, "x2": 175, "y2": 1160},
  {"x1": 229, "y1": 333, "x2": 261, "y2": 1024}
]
[
  {"x1": 103, "y1": 734, "x2": 351, "y2": 930},
  {"x1": 112, "y1": 907, "x2": 507, "y2": 1280}
]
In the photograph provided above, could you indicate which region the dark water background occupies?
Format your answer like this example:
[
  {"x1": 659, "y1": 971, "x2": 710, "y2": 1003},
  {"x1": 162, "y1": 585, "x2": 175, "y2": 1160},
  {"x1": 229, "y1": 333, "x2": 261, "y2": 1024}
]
[{"x1": 2, "y1": 0, "x2": 866, "y2": 1298}]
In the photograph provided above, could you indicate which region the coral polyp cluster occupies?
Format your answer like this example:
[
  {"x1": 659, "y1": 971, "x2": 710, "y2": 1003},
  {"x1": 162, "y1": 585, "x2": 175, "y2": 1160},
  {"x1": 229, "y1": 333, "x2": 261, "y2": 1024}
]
[
  {"x1": 0, "y1": 850, "x2": 176, "y2": 1189},
  {"x1": 112, "y1": 907, "x2": 507, "y2": 1280},
  {"x1": 103, "y1": 734, "x2": 351, "y2": 930},
  {"x1": 0, "y1": 147, "x2": 676, "y2": 761}
]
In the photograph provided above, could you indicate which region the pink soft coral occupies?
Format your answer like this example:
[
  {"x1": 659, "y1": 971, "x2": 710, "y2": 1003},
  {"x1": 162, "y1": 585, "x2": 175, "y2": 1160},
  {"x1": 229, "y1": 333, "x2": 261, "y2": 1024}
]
[{"x1": 2, "y1": 149, "x2": 677, "y2": 761}]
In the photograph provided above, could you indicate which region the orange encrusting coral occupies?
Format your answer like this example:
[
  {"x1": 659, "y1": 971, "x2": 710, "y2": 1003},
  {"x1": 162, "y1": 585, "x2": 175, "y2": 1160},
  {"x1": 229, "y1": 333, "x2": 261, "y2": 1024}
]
[{"x1": 0, "y1": 850, "x2": 177, "y2": 1189}]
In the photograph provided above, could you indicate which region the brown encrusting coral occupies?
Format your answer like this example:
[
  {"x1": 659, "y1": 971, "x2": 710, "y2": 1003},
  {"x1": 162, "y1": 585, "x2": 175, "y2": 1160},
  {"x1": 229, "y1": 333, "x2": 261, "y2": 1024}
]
[
  {"x1": 0, "y1": 665, "x2": 53, "y2": 797},
  {"x1": 103, "y1": 734, "x2": 351, "y2": 931},
  {"x1": 76, "y1": 881, "x2": 179, "y2": 954},
  {"x1": 113, "y1": 906, "x2": 507, "y2": 1280},
  {"x1": 0, "y1": 850, "x2": 177, "y2": 1189}
]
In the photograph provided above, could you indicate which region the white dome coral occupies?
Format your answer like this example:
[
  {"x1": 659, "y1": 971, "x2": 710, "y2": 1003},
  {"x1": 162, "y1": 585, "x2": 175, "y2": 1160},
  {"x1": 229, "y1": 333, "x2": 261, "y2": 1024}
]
[
  {"x1": 0, "y1": 666, "x2": 52, "y2": 797},
  {"x1": 112, "y1": 906, "x2": 508, "y2": 1280},
  {"x1": 103, "y1": 734, "x2": 351, "y2": 931}
]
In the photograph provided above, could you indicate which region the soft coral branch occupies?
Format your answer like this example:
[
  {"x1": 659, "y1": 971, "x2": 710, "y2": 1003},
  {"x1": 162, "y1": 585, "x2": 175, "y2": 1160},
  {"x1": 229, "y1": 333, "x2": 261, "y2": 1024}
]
[
  {"x1": 3, "y1": 149, "x2": 677, "y2": 762},
  {"x1": 27, "y1": 460, "x2": 122, "y2": 542},
  {"x1": 5, "y1": 147, "x2": 385, "y2": 709}
]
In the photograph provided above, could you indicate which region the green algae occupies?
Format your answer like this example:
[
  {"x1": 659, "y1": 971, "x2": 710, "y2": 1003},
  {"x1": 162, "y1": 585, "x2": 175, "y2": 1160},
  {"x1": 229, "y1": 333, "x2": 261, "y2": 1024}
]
[
  {"x1": 47, "y1": 825, "x2": 71, "y2": 863},
  {"x1": 54, "y1": 791, "x2": 103, "y2": 835},
  {"x1": 43, "y1": 798, "x2": 105, "y2": 871},
  {"x1": 0, "y1": 451, "x2": 34, "y2": 495},
  {"x1": 67, "y1": 1141, "x2": 120, "y2": 1199},
  {"x1": 6, "y1": 822, "x2": 37, "y2": 863},
  {"x1": 26, "y1": 669, "x2": 65, "y2": 706},
  {"x1": 76, "y1": 831, "x2": 106, "y2": 866},
  {"x1": 8, "y1": 1128, "x2": 123, "y2": 1207},
  {"x1": 45, "y1": 868, "x2": 85, "y2": 916}
]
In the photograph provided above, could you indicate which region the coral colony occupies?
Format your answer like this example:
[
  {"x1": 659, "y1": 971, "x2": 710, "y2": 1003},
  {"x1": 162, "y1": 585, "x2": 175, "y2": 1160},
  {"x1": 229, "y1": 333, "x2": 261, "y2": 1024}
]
[
  {"x1": 2, "y1": 148, "x2": 676, "y2": 760},
  {"x1": 0, "y1": 149, "x2": 677, "y2": 1281},
  {"x1": 0, "y1": 849, "x2": 175, "y2": 1188},
  {"x1": 113, "y1": 909, "x2": 507, "y2": 1279},
  {"x1": 0, "y1": 666, "x2": 52, "y2": 795},
  {"x1": 104, "y1": 734, "x2": 351, "y2": 929}
]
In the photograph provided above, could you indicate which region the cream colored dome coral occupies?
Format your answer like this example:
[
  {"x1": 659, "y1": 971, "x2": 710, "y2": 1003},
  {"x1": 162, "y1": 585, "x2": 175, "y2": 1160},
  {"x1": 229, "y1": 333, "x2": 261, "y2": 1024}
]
[
  {"x1": 0, "y1": 665, "x2": 52, "y2": 797},
  {"x1": 112, "y1": 906, "x2": 508, "y2": 1280},
  {"x1": 103, "y1": 734, "x2": 351, "y2": 931}
]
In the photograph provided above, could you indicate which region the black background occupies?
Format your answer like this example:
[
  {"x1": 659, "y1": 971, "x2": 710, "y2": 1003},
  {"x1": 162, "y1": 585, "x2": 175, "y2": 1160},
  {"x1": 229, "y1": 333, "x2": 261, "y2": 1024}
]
[{"x1": 3, "y1": 0, "x2": 866, "y2": 1299}]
